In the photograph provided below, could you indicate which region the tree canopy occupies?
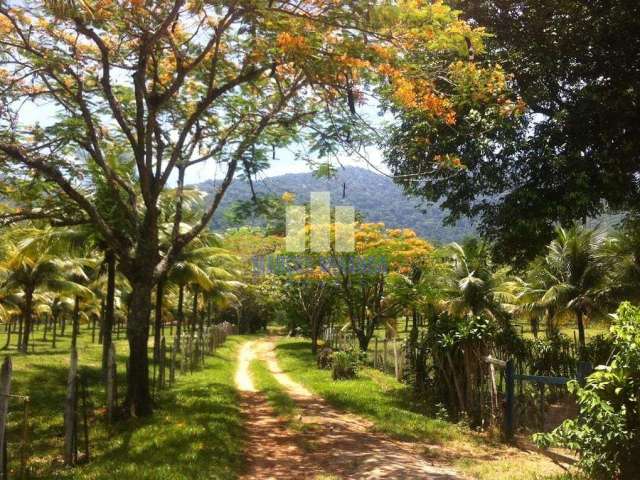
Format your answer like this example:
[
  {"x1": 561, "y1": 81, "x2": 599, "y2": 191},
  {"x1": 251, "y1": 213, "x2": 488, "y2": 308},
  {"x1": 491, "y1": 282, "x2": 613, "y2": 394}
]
[{"x1": 386, "y1": 0, "x2": 640, "y2": 264}]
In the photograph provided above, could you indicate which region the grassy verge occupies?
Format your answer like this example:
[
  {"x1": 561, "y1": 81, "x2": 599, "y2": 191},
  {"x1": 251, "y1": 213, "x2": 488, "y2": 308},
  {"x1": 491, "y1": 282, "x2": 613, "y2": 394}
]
[
  {"x1": 275, "y1": 337, "x2": 575, "y2": 480},
  {"x1": 275, "y1": 337, "x2": 464, "y2": 444},
  {"x1": 1, "y1": 328, "x2": 247, "y2": 479}
]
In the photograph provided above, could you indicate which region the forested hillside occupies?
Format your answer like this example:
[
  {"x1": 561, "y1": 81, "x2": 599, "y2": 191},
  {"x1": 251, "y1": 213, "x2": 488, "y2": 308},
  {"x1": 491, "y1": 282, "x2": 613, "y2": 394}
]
[{"x1": 202, "y1": 167, "x2": 475, "y2": 243}]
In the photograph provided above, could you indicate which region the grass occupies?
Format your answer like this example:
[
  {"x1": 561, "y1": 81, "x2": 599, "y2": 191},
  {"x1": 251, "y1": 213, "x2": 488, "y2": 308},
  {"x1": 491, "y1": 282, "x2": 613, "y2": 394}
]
[
  {"x1": 1, "y1": 325, "x2": 248, "y2": 479},
  {"x1": 250, "y1": 358, "x2": 297, "y2": 420},
  {"x1": 274, "y1": 337, "x2": 576, "y2": 480},
  {"x1": 275, "y1": 337, "x2": 464, "y2": 444}
]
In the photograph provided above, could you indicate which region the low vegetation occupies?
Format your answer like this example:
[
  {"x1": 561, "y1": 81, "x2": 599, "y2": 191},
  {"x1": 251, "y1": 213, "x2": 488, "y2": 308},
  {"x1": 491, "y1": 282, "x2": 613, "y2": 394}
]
[
  {"x1": 3, "y1": 331, "x2": 246, "y2": 479},
  {"x1": 275, "y1": 338, "x2": 573, "y2": 480}
]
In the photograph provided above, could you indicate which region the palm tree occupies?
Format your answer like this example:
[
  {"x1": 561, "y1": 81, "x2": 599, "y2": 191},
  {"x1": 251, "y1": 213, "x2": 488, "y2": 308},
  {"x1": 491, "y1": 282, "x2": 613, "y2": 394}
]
[
  {"x1": 0, "y1": 228, "x2": 93, "y2": 352},
  {"x1": 443, "y1": 239, "x2": 511, "y2": 324},
  {"x1": 47, "y1": 293, "x2": 76, "y2": 349},
  {"x1": 165, "y1": 236, "x2": 239, "y2": 351},
  {"x1": 531, "y1": 226, "x2": 608, "y2": 354},
  {"x1": 602, "y1": 221, "x2": 640, "y2": 305},
  {"x1": 0, "y1": 291, "x2": 21, "y2": 350}
]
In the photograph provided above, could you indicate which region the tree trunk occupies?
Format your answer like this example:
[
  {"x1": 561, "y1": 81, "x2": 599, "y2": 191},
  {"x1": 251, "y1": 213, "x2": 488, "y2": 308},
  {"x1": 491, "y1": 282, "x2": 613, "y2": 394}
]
[
  {"x1": 125, "y1": 280, "x2": 153, "y2": 417},
  {"x1": 191, "y1": 287, "x2": 198, "y2": 340},
  {"x1": 17, "y1": 314, "x2": 23, "y2": 350},
  {"x1": 102, "y1": 250, "x2": 116, "y2": 373},
  {"x1": 198, "y1": 296, "x2": 205, "y2": 338},
  {"x1": 356, "y1": 329, "x2": 371, "y2": 352},
  {"x1": 52, "y1": 312, "x2": 58, "y2": 348},
  {"x1": 531, "y1": 316, "x2": 539, "y2": 338},
  {"x1": 71, "y1": 295, "x2": 80, "y2": 349},
  {"x1": 98, "y1": 298, "x2": 105, "y2": 344},
  {"x1": 176, "y1": 284, "x2": 184, "y2": 351},
  {"x1": 310, "y1": 314, "x2": 320, "y2": 355},
  {"x1": 1, "y1": 318, "x2": 12, "y2": 350},
  {"x1": 20, "y1": 286, "x2": 34, "y2": 353},
  {"x1": 576, "y1": 311, "x2": 586, "y2": 358},
  {"x1": 43, "y1": 314, "x2": 49, "y2": 341},
  {"x1": 153, "y1": 278, "x2": 164, "y2": 362}
]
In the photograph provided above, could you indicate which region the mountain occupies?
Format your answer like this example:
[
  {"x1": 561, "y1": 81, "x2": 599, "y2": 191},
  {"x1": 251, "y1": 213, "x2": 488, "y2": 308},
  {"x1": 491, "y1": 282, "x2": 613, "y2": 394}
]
[{"x1": 199, "y1": 166, "x2": 475, "y2": 244}]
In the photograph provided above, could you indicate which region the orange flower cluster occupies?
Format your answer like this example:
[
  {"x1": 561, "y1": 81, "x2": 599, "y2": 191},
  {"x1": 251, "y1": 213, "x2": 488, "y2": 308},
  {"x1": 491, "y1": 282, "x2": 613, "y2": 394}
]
[
  {"x1": 276, "y1": 32, "x2": 309, "y2": 54},
  {"x1": 391, "y1": 75, "x2": 456, "y2": 123}
]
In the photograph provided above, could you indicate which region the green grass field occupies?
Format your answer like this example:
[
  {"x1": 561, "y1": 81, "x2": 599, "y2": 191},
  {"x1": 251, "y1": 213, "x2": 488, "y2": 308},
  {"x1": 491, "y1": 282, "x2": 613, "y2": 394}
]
[{"x1": 1, "y1": 326, "x2": 247, "y2": 479}]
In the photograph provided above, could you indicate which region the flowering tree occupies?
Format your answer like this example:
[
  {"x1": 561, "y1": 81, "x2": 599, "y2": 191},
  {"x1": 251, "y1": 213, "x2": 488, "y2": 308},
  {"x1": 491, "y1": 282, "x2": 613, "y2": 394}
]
[
  {"x1": 331, "y1": 223, "x2": 434, "y2": 351},
  {"x1": 0, "y1": 0, "x2": 506, "y2": 415}
]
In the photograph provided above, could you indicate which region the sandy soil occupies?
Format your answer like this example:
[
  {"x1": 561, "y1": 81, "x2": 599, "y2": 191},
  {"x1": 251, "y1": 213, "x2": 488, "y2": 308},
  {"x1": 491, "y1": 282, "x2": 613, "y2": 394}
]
[{"x1": 236, "y1": 339, "x2": 460, "y2": 480}]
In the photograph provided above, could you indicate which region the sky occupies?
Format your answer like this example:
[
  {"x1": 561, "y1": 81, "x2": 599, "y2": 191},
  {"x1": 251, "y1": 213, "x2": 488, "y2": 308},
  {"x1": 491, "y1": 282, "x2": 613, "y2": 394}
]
[
  {"x1": 18, "y1": 93, "x2": 391, "y2": 186},
  {"x1": 182, "y1": 145, "x2": 389, "y2": 184}
]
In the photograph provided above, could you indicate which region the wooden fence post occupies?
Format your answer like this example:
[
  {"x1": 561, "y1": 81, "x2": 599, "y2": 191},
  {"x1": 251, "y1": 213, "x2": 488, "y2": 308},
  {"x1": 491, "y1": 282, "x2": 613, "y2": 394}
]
[
  {"x1": 169, "y1": 344, "x2": 176, "y2": 385},
  {"x1": 504, "y1": 359, "x2": 515, "y2": 441},
  {"x1": 0, "y1": 357, "x2": 12, "y2": 480},
  {"x1": 17, "y1": 396, "x2": 29, "y2": 480},
  {"x1": 489, "y1": 362, "x2": 498, "y2": 416},
  {"x1": 64, "y1": 348, "x2": 78, "y2": 466},
  {"x1": 577, "y1": 361, "x2": 592, "y2": 386},
  {"x1": 374, "y1": 338, "x2": 378, "y2": 369},
  {"x1": 159, "y1": 338, "x2": 166, "y2": 390},
  {"x1": 106, "y1": 343, "x2": 116, "y2": 424},
  {"x1": 383, "y1": 339, "x2": 388, "y2": 373},
  {"x1": 538, "y1": 383, "x2": 545, "y2": 431},
  {"x1": 393, "y1": 338, "x2": 399, "y2": 380}
]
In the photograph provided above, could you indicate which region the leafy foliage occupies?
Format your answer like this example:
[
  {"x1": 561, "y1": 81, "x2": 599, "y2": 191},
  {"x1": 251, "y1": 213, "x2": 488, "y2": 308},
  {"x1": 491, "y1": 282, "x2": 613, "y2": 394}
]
[
  {"x1": 535, "y1": 302, "x2": 640, "y2": 480},
  {"x1": 388, "y1": 0, "x2": 640, "y2": 264},
  {"x1": 331, "y1": 350, "x2": 360, "y2": 380}
]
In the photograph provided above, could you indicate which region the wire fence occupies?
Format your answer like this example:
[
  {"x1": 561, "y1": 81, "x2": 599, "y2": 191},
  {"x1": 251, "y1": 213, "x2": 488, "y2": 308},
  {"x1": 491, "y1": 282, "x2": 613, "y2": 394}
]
[{"x1": 0, "y1": 322, "x2": 237, "y2": 479}]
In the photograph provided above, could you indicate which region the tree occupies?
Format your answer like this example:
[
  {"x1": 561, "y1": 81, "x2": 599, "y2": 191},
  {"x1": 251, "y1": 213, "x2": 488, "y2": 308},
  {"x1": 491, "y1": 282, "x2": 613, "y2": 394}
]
[
  {"x1": 602, "y1": 218, "x2": 640, "y2": 305},
  {"x1": 0, "y1": 228, "x2": 91, "y2": 352},
  {"x1": 533, "y1": 226, "x2": 608, "y2": 354},
  {"x1": 442, "y1": 239, "x2": 510, "y2": 325},
  {"x1": 388, "y1": 0, "x2": 640, "y2": 265},
  {"x1": 283, "y1": 278, "x2": 337, "y2": 354},
  {"x1": 0, "y1": 0, "x2": 506, "y2": 415},
  {"x1": 327, "y1": 224, "x2": 433, "y2": 351}
]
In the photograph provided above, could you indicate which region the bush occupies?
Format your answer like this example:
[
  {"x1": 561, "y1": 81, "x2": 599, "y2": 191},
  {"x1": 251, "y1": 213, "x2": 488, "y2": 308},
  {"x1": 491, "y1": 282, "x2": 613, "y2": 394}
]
[
  {"x1": 582, "y1": 333, "x2": 615, "y2": 366},
  {"x1": 316, "y1": 347, "x2": 333, "y2": 369},
  {"x1": 534, "y1": 302, "x2": 640, "y2": 480},
  {"x1": 331, "y1": 350, "x2": 360, "y2": 380},
  {"x1": 526, "y1": 334, "x2": 576, "y2": 377}
]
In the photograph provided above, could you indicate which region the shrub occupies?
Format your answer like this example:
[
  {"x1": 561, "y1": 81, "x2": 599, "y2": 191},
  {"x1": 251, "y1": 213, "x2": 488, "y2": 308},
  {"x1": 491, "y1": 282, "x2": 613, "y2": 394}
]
[
  {"x1": 534, "y1": 302, "x2": 640, "y2": 480},
  {"x1": 582, "y1": 333, "x2": 615, "y2": 366},
  {"x1": 316, "y1": 347, "x2": 333, "y2": 369},
  {"x1": 526, "y1": 334, "x2": 576, "y2": 377},
  {"x1": 331, "y1": 350, "x2": 360, "y2": 380}
]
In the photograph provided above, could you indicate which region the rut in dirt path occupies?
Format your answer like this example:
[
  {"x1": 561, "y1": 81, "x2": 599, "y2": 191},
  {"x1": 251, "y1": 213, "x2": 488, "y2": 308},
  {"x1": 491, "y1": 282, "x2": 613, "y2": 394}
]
[{"x1": 236, "y1": 339, "x2": 461, "y2": 480}]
